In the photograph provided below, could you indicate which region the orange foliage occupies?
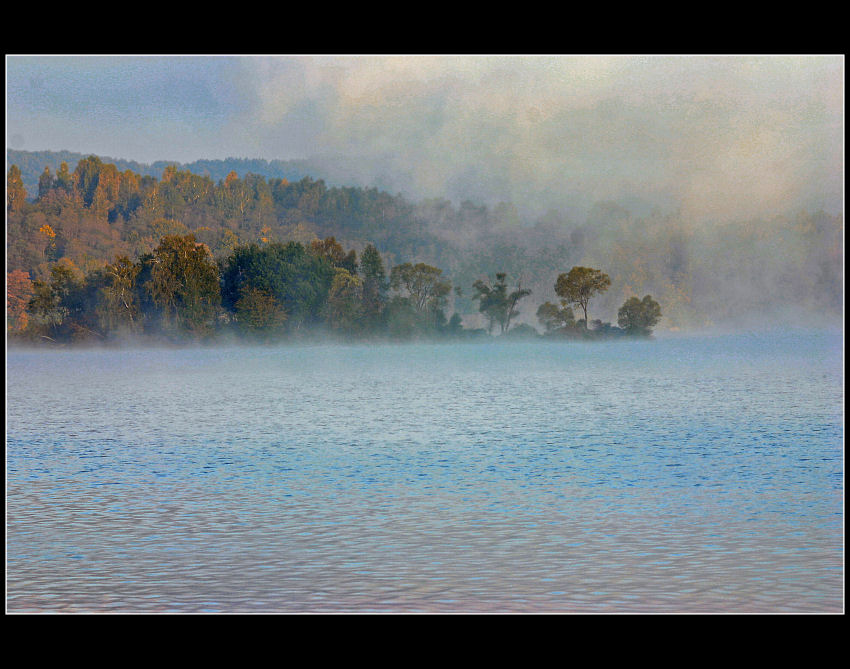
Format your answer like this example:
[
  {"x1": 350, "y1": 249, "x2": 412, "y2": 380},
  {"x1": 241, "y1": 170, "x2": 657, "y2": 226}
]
[{"x1": 7, "y1": 270, "x2": 34, "y2": 332}]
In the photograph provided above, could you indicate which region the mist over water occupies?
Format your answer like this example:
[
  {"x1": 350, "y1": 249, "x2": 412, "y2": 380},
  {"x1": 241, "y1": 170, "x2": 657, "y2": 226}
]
[{"x1": 6, "y1": 333, "x2": 843, "y2": 612}]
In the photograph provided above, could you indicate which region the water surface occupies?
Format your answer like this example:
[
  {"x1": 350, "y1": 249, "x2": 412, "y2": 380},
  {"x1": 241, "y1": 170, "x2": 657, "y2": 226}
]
[{"x1": 6, "y1": 333, "x2": 844, "y2": 612}]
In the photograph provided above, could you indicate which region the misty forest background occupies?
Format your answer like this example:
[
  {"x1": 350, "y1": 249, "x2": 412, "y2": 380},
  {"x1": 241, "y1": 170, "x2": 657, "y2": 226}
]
[{"x1": 6, "y1": 149, "x2": 843, "y2": 344}]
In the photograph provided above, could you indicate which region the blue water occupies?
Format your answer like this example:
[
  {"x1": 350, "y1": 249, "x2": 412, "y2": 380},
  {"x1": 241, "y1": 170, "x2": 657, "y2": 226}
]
[{"x1": 6, "y1": 333, "x2": 844, "y2": 612}]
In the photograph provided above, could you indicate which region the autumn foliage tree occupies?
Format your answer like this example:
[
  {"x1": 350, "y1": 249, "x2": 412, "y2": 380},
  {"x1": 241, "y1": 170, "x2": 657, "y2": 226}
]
[
  {"x1": 7, "y1": 165, "x2": 27, "y2": 212},
  {"x1": 7, "y1": 270, "x2": 34, "y2": 334}
]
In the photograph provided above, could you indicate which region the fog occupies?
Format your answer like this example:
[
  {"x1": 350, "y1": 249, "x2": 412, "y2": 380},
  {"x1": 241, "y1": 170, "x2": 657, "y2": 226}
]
[
  {"x1": 8, "y1": 55, "x2": 843, "y2": 222},
  {"x1": 7, "y1": 55, "x2": 844, "y2": 333}
]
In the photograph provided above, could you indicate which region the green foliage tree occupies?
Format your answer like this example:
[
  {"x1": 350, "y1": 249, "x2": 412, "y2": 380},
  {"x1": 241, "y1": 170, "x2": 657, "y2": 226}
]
[
  {"x1": 38, "y1": 167, "x2": 53, "y2": 200},
  {"x1": 325, "y1": 268, "x2": 363, "y2": 333},
  {"x1": 234, "y1": 286, "x2": 287, "y2": 337},
  {"x1": 74, "y1": 155, "x2": 105, "y2": 207},
  {"x1": 390, "y1": 262, "x2": 451, "y2": 314},
  {"x1": 536, "y1": 301, "x2": 576, "y2": 333},
  {"x1": 27, "y1": 278, "x2": 66, "y2": 337},
  {"x1": 146, "y1": 234, "x2": 221, "y2": 337},
  {"x1": 389, "y1": 262, "x2": 452, "y2": 334},
  {"x1": 617, "y1": 295, "x2": 662, "y2": 336},
  {"x1": 471, "y1": 272, "x2": 532, "y2": 335},
  {"x1": 505, "y1": 322, "x2": 539, "y2": 339},
  {"x1": 554, "y1": 266, "x2": 611, "y2": 329},
  {"x1": 96, "y1": 256, "x2": 142, "y2": 335},
  {"x1": 384, "y1": 296, "x2": 424, "y2": 339},
  {"x1": 359, "y1": 243, "x2": 389, "y2": 332},
  {"x1": 220, "y1": 241, "x2": 336, "y2": 331},
  {"x1": 445, "y1": 312, "x2": 464, "y2": 336},
  {"x1": 26, "y1": 261, "x2": 96, "y2": 341},
  {"x1": 55, "y1": 161, "x2": 75, "y2": 193}
]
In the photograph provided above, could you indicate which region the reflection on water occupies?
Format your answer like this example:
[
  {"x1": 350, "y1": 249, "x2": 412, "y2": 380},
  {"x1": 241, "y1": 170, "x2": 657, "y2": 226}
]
[{"x1": 6, "y1": 334, "x2": 844, "y2": 612}]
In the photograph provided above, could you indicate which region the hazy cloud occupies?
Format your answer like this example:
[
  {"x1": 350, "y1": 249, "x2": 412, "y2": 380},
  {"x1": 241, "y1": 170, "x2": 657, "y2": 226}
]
[{"x1": 7, "y1": 54, "x2": 843, "y2": 223}]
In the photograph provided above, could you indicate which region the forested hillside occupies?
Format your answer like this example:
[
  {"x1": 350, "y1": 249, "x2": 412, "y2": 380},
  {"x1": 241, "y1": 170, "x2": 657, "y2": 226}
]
[
  {"x1": 7, "y1": 151, "x2": 844, "y2": 339},
  {"x1": 7, "y1": 149, "x2": 316, "y2": 202}
]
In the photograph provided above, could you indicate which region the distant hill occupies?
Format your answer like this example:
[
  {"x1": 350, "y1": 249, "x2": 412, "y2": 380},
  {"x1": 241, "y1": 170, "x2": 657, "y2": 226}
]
[
  {"x1": 6, "y1": 149, "x2": 843, "y2": 332},
  {"x1": 7, "y1": 149, "x2": 318, "y2": 200}
]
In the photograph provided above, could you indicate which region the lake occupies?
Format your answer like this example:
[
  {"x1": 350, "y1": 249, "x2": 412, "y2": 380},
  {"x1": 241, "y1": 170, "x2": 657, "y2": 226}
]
[{"x1": 6, "y1": 332, "x2": 844, "y2": 613}]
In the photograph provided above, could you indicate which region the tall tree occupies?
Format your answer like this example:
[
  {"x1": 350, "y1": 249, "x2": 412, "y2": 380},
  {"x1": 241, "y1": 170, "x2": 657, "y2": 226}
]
[
  {"x1": 7, "y1": 270, "x2": 34, "y2": 334},
  {"x1": 74, "y1": 155, "x2": 105, "y2": 207},
  {"x1": 554, "y1": 266, "x2": 611, "y2": 328},
  {"x1": 325, "y1": 268, "x2": 363, "y2": 333},
  {"x1": 96, "y1": 256, "x2": 142, "y2": 334},
  {"x1": 55, "y1": 161, "x2": 75, "y2": 193},
  {"x1": 472, "y1": 272, "x2": 532, "y2": 335},
  {"x1": 146, "y1": 234, "x2": 221, "y2": 337},
  {"x1": 7, "y1": 165, "x2": 27, "y2": 212},
  {"x1": 359, "y1": 243, "x2": 388, "y2": 331},
  {"x1": 389, "y1": 262, "x2": 451, "y2": 315},
  {"x1": 38, "y1": 167, "x2": 53, "y2": 200}
]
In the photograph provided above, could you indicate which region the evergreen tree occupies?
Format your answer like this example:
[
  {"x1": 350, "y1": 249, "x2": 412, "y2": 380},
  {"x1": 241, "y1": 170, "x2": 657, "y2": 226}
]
[{"x1": 359, "y1": 244, "x2": 388, "y2": 332}]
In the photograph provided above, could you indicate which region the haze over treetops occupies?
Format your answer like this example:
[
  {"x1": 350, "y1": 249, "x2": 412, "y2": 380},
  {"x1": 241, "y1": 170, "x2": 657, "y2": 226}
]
[{"x1": 7, "y1": 149, "x2": 843, "y2": 339}]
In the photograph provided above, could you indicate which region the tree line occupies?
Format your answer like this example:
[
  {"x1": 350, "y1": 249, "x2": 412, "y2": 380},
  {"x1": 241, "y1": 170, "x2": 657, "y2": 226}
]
[
  {"x1": 7, "y1": 230, "x2": 661, "y2": 345},
  {"x1": 8, "y1": 152, "x2": 844, "y2": 333},
  {"x1": 7, "y1": 156, "x2": 662, "y2": 344}
]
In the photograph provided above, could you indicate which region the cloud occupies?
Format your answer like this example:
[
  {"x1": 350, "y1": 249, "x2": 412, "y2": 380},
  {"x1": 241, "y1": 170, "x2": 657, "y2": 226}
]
[
  {"x1": 236, "y1": 55, "x2": 843, "y2": 222},
  {"x1": 7, "y1": 55, "x2": 844, "y2": 223}
]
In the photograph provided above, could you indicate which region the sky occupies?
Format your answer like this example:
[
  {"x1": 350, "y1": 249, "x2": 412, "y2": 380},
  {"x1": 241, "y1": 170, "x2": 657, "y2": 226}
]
[{"x1": 6, "y1": 54, "x2": 844, "y2": 223}]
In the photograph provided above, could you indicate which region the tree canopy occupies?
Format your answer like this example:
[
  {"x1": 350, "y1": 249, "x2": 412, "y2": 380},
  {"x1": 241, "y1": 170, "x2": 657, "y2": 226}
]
[
  {"x1": 617, "y1": 295, "x2": 662, "y2": 336},
  {"x1": 554, "y1": 266, "x2": 611, "y2": 328},
  {"x1": 472, "y1": 272, "x2": 532, "y2": 335}
]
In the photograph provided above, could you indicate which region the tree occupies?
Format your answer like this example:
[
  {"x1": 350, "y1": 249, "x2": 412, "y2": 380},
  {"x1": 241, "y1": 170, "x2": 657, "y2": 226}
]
[
  {"x1": 96, "y1": 256, "x2": 142, "y2": 335},
  {"x1": 38, "y1": 224, "x2": 58, "y2": 260},
  {"x1": 234, "y1": 286, "x2": 287, "y2": 336},
  {"x1": 325, "y1": 268, "x2": 363, "y2": 333},
  {"x1": 445, "y1": 312, "x2": 464, "y2": 336},
  {"x1": 220, "y1": 241, "x2": 336, "y2": 331},
  {"x1": 471, "y1": 272, "x2": 531, "y2": 335},
  {"x1": 146, "y1": 234, "x2": 221, "y2": 337},
  {"x1": 359, "y1": 243, "x2": 388, "y2": 331},
  {"x1": 554, "y1": 266, "x2": 611, "y2": 329},
  {"x1": 7, "y1": 165, "x2": 27, "y2": 212},
  {"x1": 309, "y1": 236, "x2": 346, "y2": 266},
  {"x1": 74, "y1": 155, "x2": 105, "y2": 207},
  {"x1": 38, "y1": 167, "x2": 53, "y2": 200},
  {"x1": 26, "y1": 261, "x2": 87, "y2": 340},
  {"x1": 384, "y1": 296, "x2": 423, "y2": 339},
  {"x1": 55, "y1": 161, "x2": 75, "y2": 193},
  {"x1": 7, "y1": 270, "x2": 34, "y2": 334},
  {"x1": 536, "y1": 301, "x2": 576, "y2": 333},
  {"x1": 389, "y1": 262, "x2": 451, "y2": 314},
  {"x1": 617, "y1": 295, "x2": 662, "y2": 336}
]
